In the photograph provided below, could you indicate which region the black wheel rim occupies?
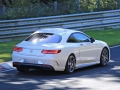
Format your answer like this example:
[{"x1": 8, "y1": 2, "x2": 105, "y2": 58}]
[
  {"x1": 67, "y1": 56, "x2": 75, "y2": 73},
  {"x1": 101, "y1": 48, "x2": 109, "y2": 65}
]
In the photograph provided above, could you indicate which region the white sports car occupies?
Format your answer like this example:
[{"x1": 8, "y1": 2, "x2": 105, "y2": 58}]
[{"x1": 12, "y1": 28, "x2": 110, "y2": 73}]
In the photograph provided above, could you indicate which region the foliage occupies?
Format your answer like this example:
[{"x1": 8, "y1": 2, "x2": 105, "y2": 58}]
[
  {"x1": 0, "y1": 0, "x2": 119, "y2": 20},
  {"x1": 57, "y1": 0, "x2": 77, "y2": 14},
  {"x1": 100, "y1": 0, "x2": 118, "y2": 10},
  {"x1": 80, "y1": 0, "x2": 98, "y2": 12},
  {"x1": 13, "y1": 0, "x2": 31, "y2": 6}
]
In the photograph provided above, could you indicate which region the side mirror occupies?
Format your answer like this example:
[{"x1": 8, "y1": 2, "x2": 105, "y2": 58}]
[{"x1": 90, "y1": 37, "x2": 95, "y2": 43}]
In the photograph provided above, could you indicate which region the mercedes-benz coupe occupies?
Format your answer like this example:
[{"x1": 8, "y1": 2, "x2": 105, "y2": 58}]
[{"x1": 12, "y1": 28, "x2": 110, "y2": 73}]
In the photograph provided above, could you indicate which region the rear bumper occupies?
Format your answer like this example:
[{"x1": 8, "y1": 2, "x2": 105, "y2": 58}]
[
  {"x1": 12, "y1": 52, "x2": 66, "y2": 71},
  {"x1": 13, "y1": 62, "x2": 54, "y2": 70}
]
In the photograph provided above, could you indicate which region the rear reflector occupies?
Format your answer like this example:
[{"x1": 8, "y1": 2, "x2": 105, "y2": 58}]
[
  {"x1": 13, "y1": 46, "x2": 23, "y2": 52},
  {"x1": 42, "y1": 50, "x2": 61, "y2": 54}
]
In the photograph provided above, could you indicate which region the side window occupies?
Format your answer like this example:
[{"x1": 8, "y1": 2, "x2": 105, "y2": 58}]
[
  {"x1": 73, "y1": 33, "x2": 90, "y2": 42},
  {"x1": 67, "y1": 35, "x2": 77, "y2": 43}
]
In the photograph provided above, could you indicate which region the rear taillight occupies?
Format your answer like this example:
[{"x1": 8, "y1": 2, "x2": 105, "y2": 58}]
[
  {"x1": 13, "y1": 46, "x2": 23, "y2": 52},
  {"x1": 42, "y1": 50, "x2": 61, "y2": 54}
]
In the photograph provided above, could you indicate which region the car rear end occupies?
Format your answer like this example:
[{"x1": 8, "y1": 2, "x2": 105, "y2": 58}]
[{"x1": 12, "y1": 32, "x2": 66, "y2": 71}]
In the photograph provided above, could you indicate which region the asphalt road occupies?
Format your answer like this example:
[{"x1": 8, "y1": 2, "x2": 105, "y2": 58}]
[{"x1": 0, "y1": 46, "x2": 120, "y2": 90}]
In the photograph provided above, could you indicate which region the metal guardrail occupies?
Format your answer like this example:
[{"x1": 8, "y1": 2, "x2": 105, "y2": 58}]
[{"x1": 0, "y1": 10, "x2": 120, "y2": 42}]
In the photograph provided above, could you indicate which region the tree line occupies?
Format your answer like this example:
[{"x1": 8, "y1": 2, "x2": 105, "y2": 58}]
[
  {"x1": 0, "y1": 0, "x2": 118, "y2": 8},
  {"x1": 1, "y1": 0, "x2": 67, "y2": 6},
  {"x1": 0, "y1": 0, "x2": 119, "y2": 20}
]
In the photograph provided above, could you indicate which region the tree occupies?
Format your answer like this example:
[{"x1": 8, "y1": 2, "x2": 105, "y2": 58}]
[{"x1": 1, "y1": 0, "x2": 13, "y2": 6}]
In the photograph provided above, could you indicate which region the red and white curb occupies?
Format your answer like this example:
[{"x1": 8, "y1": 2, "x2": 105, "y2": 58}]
[{"x1": 0, "y1": 61, "x2": 15, "y2": 73}]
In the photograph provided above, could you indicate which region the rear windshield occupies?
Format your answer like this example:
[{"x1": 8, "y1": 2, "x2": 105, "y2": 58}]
[{"x1": 25, "y1": 33, "x2": 62, "y2": 43}]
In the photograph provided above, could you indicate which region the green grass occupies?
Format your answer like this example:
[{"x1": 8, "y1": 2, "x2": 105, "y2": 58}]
[
  {"x1": 0, "y1": 41, "x2": 22, "y2": 63},
  {"x1": 85, "y1": 29, "x2": 120, "y2": 46},
  {"x1": 0, "y1": 29, "x2": 120, "y2": 63}
]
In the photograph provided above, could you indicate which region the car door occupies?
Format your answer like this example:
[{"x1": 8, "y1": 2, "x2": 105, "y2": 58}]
[
  {"x1": 72, "y1": 32, "x2": 98, "y2": 64},
  {"x1": 67, "y1": 34, "x2": 80, "y2": 66}
]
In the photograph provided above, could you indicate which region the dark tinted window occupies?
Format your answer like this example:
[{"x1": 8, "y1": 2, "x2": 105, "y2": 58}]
[
  {"x1": 73, "y1": 33, "x2": 90, "y2": 42},
  {"x1": 67, "y1": 35, "x2": 77, "y2": 42},
  {"x1": 25, "y1": 33, "x2": 62, "y2": 43},
  {"x1": 67, "y1": 33, "x2": 90, "y2": 43}
]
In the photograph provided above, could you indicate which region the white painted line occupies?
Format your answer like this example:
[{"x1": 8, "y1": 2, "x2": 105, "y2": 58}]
[
  {"x1": 1, "y1": 63, "x2": 13, "y2": 70},
  {"x1": 110, "y1": 45, "x2": 120, "y2": 49},
  {"x1": 1, "y1": 68, "x2": 15, "y2": 73},
  {"x1": 0, "y1": 61, "x2": 16, "y2": 73}
]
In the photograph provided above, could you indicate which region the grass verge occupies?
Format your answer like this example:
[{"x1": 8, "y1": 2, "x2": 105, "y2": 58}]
[
  {"x1": 85, "y1": 29, "x2": 120, "y2": 46},
  {"x1": 0, "y1": 40, "x2": 22, "y2": 63},
  {"x1": 0, "y1": 29, "x2": 120, "y2": 63}
]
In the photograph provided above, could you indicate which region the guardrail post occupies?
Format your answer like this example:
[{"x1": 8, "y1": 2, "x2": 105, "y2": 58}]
[
  {"x1": 98, "y1": 0, "x2": 100, "y2": 11},
  {"x1": 54, "y1": 0, "x2": 57, "y2": 13},
  {"x1": 0, "y1": 5, "x2": 5, "y2": 17},
  {"x1": 29, "y1": 4, "x2": 32, "y2": 15},
  {"x1": 0, "y1": 0, "x2": 5, "y2": 17},
  {"x1": 1, "y1": 5, "x2": 5, "y2": 16},
  {"x1": 76, "y1": 0, "x2": 80, "y2": 13},
  {"x1": 118, "y1": 0, "x2": 120, "y2": 9},
  {"x1": 0, "y1": 0, "x2": 2, "y2": 14}
]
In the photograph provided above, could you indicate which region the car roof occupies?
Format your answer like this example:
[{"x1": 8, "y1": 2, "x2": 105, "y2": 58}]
[{"x1": 34, "y1": 28, "x2": 82, "y2": 35}]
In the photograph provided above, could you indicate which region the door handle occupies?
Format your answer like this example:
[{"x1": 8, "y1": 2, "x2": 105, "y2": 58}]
[{"x1": 80, "y1": 44, "x2": 83, "y2": 46}]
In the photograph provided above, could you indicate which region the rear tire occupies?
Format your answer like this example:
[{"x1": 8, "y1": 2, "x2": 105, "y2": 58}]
[
  {"x1": 100, "y1": 48, "x2": 109, "y2": 66},
  {"x1": 17, "y1": 67, "x2": 30, "y2": 73},
  {"x1": 65, "y1": 54, "x2": 76, "y2": 74}
]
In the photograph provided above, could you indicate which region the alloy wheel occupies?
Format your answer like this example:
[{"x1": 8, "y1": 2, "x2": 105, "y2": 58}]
[
  {"x1": 100, "y1": 48, "x2": 109, "y2": 66},
  {"x1": 65, "y1": 55, "x2": 76, "y2": 73}
]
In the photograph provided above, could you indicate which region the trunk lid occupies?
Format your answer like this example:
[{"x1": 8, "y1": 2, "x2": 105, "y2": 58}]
[{"x1": 17, "y1": 41, "x2": 58, "y2": 57}]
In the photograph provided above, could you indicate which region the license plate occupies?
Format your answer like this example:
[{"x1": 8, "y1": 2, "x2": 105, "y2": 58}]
[{"x1": 27, "y1": 59, "x2": 37, "y2": 64}]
